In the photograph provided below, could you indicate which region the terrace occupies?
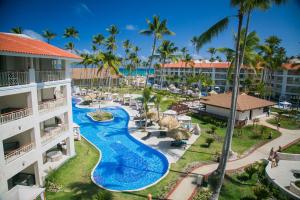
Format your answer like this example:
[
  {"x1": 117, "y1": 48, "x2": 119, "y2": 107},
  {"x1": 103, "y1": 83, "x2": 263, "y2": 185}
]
[{"x1": 37, "y1": 86, "x2": 67, "y2": 113}]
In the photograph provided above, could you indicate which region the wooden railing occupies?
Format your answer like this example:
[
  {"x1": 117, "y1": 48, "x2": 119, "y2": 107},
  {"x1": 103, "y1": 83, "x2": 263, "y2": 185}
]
[
  {"x1": 4, "y1": 143, "x2": 34, "y2": 163},
  {"x1": 35, "y1": 70, "x2": 65, "y2": 82},
  {"x1": 0, "y1": 71, "x2": 29, "y2": 87},
  {"x1": 41, "y1": 124, "x2": 69, "y2": 145},
  {"x1": 38, "y1": 98, "x2": 66, "y2": 112},
  {"x1": 0, "y1": 108, "x2": 33, "y2": 125}
]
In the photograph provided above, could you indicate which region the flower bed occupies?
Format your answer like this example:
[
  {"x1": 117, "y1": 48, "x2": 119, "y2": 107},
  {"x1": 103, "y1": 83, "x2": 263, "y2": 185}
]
[{"x1": 87, "y1": 111, "x2": 114, "y2": 122}]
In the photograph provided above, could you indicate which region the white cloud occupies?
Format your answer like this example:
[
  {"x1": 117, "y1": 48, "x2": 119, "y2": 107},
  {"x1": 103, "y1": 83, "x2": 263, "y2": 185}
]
[
  {"x1": 75, "y1": 3, "x2": 94, "y2": 16},
  {"x1": 125, "y1": 24, "x2": 137, "y2": 31},
  {"x1": 23, "y1": 29, "x2": 45, "y2": 41}
]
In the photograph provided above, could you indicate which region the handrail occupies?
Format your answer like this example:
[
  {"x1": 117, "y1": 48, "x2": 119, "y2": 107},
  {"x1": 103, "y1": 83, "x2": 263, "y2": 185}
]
[
  {"x1": 0, "y1": 71, "x2": 29, "y2": 87},
  {"x1": 35, "y1": 70, "x2": 65, "y2": 82},
  {"x1": 4, "y1": 143, "x2": 34, "y2": 163},
  {"x1": 38, "y1": 98, "x2": 66, "y2": 112},
  {"x1": 41, "y1": 124, "x2": 69, "y2": 145},
  {"x1": 0, "y1": 108, "x2": 32, "y2": 124}
]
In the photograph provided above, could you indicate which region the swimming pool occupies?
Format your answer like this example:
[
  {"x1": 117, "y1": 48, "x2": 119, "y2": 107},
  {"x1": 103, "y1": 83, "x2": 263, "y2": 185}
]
[{"x1": 72, "y1": 99, "x2": 169, "y2": 191}]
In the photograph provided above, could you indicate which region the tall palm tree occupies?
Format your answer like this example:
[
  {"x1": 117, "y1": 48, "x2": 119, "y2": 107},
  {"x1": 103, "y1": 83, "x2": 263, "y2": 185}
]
[
  {"x1": 140, "y1": 15, "x2": 175, "y2": 87},
  {"x1": 63, "y1": 27, "x2": 79, "y2": 39},
  {"x1": 11, "y1": 27, "x2": 23, "y2": 34},
  {"x1": 96, "y1": 52, "x2": 121, "y2": 92},
  {"x1": 156, "y1": 40, "x2": 178, "y2": 88},
  {"x1": 80, "y1": 53, "x2": 93, "y2": 87},
  {"x1": 154, "y1": 94, "x2": 162, "y2": 125},
  {"x1": 207, "y1": 47, "x2": 217, "y2": 62},
  {"x1": 42, "y1": 30, "x2": 57, "y2": 44},
  {"x1": 65, "y1": 42, "x2": 75, "y2": 51},
  {"x1": 93, "y1": 34, "x2": 105, "y2": 47},
  {"x1": 191, "y1": 36, "x2": 198, "y2": 55},
  {"x1": 105, "y1": 36, "x2": 117, "y2": 53},
  {"x1": 194, "y1": 1, "x2": 287, "y2": 199},
  {"x1": 106, "y1": 25, "x2": 119, "y2": 36}
]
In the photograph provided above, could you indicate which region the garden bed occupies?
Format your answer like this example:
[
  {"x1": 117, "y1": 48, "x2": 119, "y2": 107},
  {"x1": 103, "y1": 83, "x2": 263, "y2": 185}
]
[{"x1": 87, "y1": 111, "x2": 114, "y2": 122}]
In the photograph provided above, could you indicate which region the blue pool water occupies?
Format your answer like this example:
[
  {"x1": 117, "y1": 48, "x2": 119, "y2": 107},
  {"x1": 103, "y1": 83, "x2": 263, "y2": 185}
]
[{"x1": 72, "y1": 99, "x2": 169, "y2": 191}]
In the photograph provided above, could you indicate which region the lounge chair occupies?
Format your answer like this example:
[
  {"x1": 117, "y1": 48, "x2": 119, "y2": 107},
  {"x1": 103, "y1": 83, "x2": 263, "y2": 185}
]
[{"x1": 170, "y1": 140, "x2": 187, "y2": 147}]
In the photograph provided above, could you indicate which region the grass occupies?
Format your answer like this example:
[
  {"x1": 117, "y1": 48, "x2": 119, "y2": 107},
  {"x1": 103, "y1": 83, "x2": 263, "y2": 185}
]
[
  {"x1": 89, "y1": 111, "x2": 113, "y2": 121},
  {"x1": 46, "y1": 114, "x2": 280, "y2": 200},
  {"x1": 283, "y1": 141, "x2": 300, "y2": 154},
  {"x1": 267, "y1": 116, "x2": 300, "y2": 130}
]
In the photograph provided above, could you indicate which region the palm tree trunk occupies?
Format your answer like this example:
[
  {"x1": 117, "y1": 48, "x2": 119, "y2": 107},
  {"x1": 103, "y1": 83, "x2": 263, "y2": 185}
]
[
  {"x1": 145, "y1": 36, "x2": 157, "y2": 88},
  {"x1": 209, "y1": 10, "x2": 244, "y2": 200},
  {"x1": 160, "y1": 60, "x2": 165, "y2": 89}
]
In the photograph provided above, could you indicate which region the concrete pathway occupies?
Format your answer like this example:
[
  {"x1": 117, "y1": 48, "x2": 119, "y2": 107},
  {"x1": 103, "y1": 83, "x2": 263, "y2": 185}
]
[{"x1": 167, "y1": 117, "x2": 300, "y2": 200}]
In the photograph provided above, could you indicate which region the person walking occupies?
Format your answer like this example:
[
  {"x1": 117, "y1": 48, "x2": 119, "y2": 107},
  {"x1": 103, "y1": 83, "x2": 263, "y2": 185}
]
[{"x1": 277, "y1": 122, "x2": 281, "y2": 131}]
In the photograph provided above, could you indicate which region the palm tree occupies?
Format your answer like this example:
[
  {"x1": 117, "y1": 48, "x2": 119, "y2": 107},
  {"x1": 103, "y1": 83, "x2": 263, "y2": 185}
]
[
  {"x1": 96, "y1": 52, "x2": 121, "y2": 92},
  {"x1": 156, "y1": 40, "x2": 178, "y2": 88},
  {"x1": 105, "y1": 36, "x2": 117, "y2": 53},
  {"x1": 142, "y1": 87, "x2": 151, "y2": 131},
  {"x1": 11, "y1": 27, "x2": 23, "y2": 34},
  {"x1": 207, "y1": 47, "x2": 217, "y2": 62},
  {"x1": 140, "y1": 15, "x2": 175, "y2": 87},
  {"x1": 63, "y1": 27, "x2": 79, "y2": 39},
  {"x1": 154, "y1": 94, "x2": 162, "y2": 125},
  {"x1": 194, "y1": 1, "x2": 287, "y2": 199},
  {"x1": 258, "y1": 35, "x2": 287, "y2": 99},
  {"x1": 93, "y1": 34, "x2": 105, "y2": 47},
  {"x1": 80, "y1": 53, "x2": 93, "y2": 87},
  {"x1": 42, "y1": 30, "x2": 57, "y2": 44},
  {"x1": 65, "y1": 42, "x2": 75, "y2": 51},
  {"x1": 191, "y1": 36, "x2": 198, "y2": 55},
  {"x1": 106, "y1": 25, "x2": 119, "y2": 36}
]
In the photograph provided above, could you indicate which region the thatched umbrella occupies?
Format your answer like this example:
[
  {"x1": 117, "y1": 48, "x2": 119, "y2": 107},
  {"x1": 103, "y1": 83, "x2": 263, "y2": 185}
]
[
  {"x1": 167, "y1": 128, "x2": 191, "y2": 141},
  {"x1": 159, "y1": 116, "x2": 180, "y2": 130},
  {"x1": 147, "y1": 111, "x2": 159, "y2": 122}
]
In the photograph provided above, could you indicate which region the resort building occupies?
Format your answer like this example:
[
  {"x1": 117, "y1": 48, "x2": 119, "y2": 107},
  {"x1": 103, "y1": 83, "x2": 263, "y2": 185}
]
[
  {"x1": 0, "y1": 33, "x2": 81, "y2": 198},
  {"x1": 71, "y1": 67, "x2": 121, "y2": 87},
  {"x1": 155, "y1": 60, "x2": 300, "y2": 104},
  {"x1": 199, "y1": 93, "x2": 275, "y2": 121}
]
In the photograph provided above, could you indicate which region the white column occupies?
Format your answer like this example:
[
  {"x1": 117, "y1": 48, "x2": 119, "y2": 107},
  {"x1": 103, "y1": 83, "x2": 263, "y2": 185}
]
[
  {"x1": 280, "y1": 70, "x2": 287, "y2": 99},
  {"x1": 212, "y1": 68, "x2": 216, "y2": 87},
  {"x1": 66, "y1": 82, "x2": 75, "y2": 156},
  {"x1": 0, "y1": 139, "x2": 8, "y2": 195}
]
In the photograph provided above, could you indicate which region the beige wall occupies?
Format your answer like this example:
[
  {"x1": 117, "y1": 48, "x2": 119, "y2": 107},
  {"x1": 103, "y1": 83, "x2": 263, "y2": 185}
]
[{"x1": 0, "y1": 93, "x2": 30, "y2": 110}]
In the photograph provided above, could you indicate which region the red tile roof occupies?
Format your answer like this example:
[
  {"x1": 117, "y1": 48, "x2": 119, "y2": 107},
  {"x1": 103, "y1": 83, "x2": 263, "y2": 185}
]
[
  {"x1": 0, "y1": 33, "x2": 81, "y2": 60},
  {"x1": 282, "y1": 63, "x2": 300, "y2": 71},
  {"x1": 200, "y1": 93, "x2": 275, "y2": 112},
  {"x1": 162, "y1": 61, "x2": 231, "y2": 69}
]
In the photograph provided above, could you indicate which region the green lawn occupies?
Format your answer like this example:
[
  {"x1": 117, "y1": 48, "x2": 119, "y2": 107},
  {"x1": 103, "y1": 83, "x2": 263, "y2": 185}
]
[
  {"x1": 46, "y1": 115, "x2": 280, "y2": 200},
  {"x1": 283, "y1": 141, "x2": 300, "y2": 154},
  {"x1": 267, "y1": 116, "x2": 300, "y2": 130}
]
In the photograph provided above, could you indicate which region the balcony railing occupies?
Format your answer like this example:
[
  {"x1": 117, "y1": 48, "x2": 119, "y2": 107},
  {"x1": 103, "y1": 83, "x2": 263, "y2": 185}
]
[
  {"x1": 0, "y1": 71, "x2": 29, "y2": 87},
  {"x1": 0, "y1": 108, "x2": 33, "y2": 125},
  {"x1": 35, "y1": 70, "x2": 65, "y2": 82},
  {"x1": 4, "y1": 143, "x2": 34, "y2": 163},
  {"x1": 38, "y1": 98, "x2": 66, "y2": 112},
  {"x1": 41, "y1": 124, "x2": 69, "y2": 145}
]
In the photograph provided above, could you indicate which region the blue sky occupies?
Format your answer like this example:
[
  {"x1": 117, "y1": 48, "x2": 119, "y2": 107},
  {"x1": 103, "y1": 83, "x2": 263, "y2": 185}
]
[{"x1": 0, "y1": 0, "x2": 299, "y2": 59}]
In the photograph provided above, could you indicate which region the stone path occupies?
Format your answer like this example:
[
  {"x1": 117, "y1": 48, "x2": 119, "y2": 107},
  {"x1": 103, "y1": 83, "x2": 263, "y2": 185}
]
[{"x1": 167, "y1": 117, "x2": 300, "y2": 200}]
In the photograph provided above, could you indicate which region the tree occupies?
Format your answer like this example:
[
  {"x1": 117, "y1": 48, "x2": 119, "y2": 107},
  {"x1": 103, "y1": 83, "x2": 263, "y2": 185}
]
[
  {"x1": 191, "y1": 36, "x2": 198, "y2": 55},
  {"x1": 195, "y1": 1, "x2": 287, "y2": 199},
  {"x1": 80, "y1": 53, "x2": 93, "y2": 87},
  {"x1": 93, "y1": 34, "x2": 105, "y2": 47},
  {"x1": 11, "y1": 27, "x2": 23, "y2": 34},
  {"x1": 208, "y1": 47, "x2": 217, "y2": 62},
  {"x1": 142, "y1": 87, "x2": 151, "y2": 131},
  {"x1": 154, "y1": 94, "x2": 162, "y2": 125},
  {"x1": 140, "y1": 15, "x2": 175, "y2": 87},
  {"x1": 65, "y1": 42, "x2": 75, "y2": 51},
  {"x1": 63, "y1": 27, "x2": 79, "y2": 39},
  {"x1": 156, "y1": 40, "x2": 178, "y2": 88},
  {"x1": 42, "y1": 30, "x2": 57, "y2": 43},
  {"x1": 106, "y1": 24, "x2": 119, "y2": 36}
]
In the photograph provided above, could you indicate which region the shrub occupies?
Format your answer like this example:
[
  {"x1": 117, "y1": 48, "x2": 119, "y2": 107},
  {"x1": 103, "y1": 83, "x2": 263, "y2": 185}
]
[
  {"x1": 92, "y1": 190, "x2": 113, "y2": 200},
  {"x1": 244, "y1": 164, "x2": 258, "y2": 179},
  {"x1": 240, "y1": 195, "x2": 256, "y2": 200},
  {"x1": 205, "y1": 137, "x2": 215, "y2": 148},
  {"x1": 193, "y1": 188, "x2": 212, "y2": 200},
  {"x1": 237, "y1": 172, "x2": 249, "y2": 182},
  {"x1": 80, "y1": 100, "x2": 92, "y2": 105},
  {"x1": 253, "y1": 184, "x2": 269, "y2": 199}
]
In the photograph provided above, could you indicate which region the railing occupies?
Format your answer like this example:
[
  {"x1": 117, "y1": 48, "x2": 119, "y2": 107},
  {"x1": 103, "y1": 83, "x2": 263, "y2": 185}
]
[
  {"x1": 35, "y1": 70, "x2": 65, "y2": 82},
  {"x1": 0, "y1": 108, "x2": 33, "y2": 125},
  {"x1": 38, "y1": 98, "x2": 66, "y2": 112},
  {"x1": 5, "y1": 143, "x2": 34, "y2": 163},
  {"x1": 41, "y1": 124, "x2": 69, "y2": 145},
  {"x1": 0, "y1": 71, "x2": 29, "y2": 87}
]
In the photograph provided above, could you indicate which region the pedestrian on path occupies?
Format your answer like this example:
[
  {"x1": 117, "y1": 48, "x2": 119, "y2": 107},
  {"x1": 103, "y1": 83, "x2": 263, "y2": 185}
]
[
  {"x1": 277, "y1": 122, "x2": 281, "y2": 131},
  {"x1": 268, "y1": 147, "x2": 274, "y2": 161}
]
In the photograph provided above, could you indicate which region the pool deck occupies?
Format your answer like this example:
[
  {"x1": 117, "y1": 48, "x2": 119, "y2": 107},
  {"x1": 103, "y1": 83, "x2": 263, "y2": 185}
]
[{"x1": 75, "y1": 99, "x2": 200, "y2": 164}]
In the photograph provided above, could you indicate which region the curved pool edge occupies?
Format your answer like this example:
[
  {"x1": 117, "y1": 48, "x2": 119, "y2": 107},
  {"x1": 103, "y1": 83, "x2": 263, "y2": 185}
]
[{"x1": 73, "y1": 97, "x2": 170, "y2": 192}]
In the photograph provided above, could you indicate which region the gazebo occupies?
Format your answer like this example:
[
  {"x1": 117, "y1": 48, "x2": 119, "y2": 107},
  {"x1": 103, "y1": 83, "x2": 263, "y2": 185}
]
[
  {"x1": 177, "y1": 115, "x2": 192, "y2": 130},
  {"x1": 163, "y1": 109, "x2": 177, "y2": 117},
  {"x1": 279, "y1": 101, "x2": 291, "y2": 109}
]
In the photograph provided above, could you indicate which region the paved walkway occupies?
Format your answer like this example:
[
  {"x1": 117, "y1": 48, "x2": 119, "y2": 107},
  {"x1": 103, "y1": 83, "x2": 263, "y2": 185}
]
[{"x1": 167, "y1": 117, "x2": 300, "y2": 200}]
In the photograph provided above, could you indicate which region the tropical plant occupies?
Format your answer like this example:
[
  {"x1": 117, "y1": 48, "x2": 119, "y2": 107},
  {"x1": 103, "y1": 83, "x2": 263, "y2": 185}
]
[
  {"x1": 140, "y1": 15, "x2": 175, "y2": 87},
  {"x1": 63, "y1": 27, "x2": 79, "y2": 39},
  {"x1": 154, "y1": 94, "x2": 162, "y2": 125},
  {"x1": 156, "y1": 40, "x2": 178, "y2": 88},
  {"x1": 191, "y1": 36, "x2": 198, "y2": 55},
  {"x1": 244, "y1": 164, "x2": 258, "y2": 179},
  {"x1": 11, "y1": 27, "x2": 23, "y2": 34},
  {"x1": 42, "y1": 30, "x2": 57, "y2": 43},
  {"x1": 93, "y1": 34, "x2": 105, "y2": 47},
  {"x1": 79, "y1": 53, "x2": 93, "y2": 87},
  {"x1": 207, "y1": 47, "x2": 217, "y2": 62},
  {"x1": 205, "y1": 137, "x2": 215, "y2": 148},
  {"x1": 253, "y1": 184, "x2": 269, "y2": 199},
  {"x1": 196, "y1": 1, "x2": 287, "y2": 199},
  {"x1": 65, "y1": 42, "x2": 75, "y2": 51},
  {"x1": 142, "y1": 87, "x2": 152, "y2": 131}
]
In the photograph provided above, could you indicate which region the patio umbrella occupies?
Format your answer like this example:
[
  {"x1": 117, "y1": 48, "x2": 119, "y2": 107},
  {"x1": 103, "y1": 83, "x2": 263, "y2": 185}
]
[
  {"x1": 147, "y1": 111, "x2": 159, "y2": 122},
  {"x1": 167, "y1": 128, "x2": 191, "y2": 141},
  {"x1": 159, "y1": 116, "x2": 180, "y2": 130}
]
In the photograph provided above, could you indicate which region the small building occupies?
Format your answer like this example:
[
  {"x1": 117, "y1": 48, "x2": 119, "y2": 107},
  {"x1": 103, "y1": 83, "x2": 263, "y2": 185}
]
[{"x1": 200, "y1": 93, "x2": 276, "y2": 121}]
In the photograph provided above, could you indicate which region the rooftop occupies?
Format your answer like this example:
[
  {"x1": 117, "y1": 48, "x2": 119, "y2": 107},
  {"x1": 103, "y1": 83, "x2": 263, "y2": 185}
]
[
  {"x1": 200, "y1": 93, "x2": 276, "y2": 111},
  {"x1": 0, "y1": 33, "x2": 81, "y2": 60}
]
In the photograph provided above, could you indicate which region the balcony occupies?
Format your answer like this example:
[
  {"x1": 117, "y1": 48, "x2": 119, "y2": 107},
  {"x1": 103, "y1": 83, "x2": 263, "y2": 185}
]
[
  {"x1": 35, "y1": 70, "x2": 65, "y2": 83},
  {"x1": 0, "y1": 108, "x2": 33, "y2": 125},
  {"x1": 38, "y1": 98, "x2": 66, "y2": 113},
  {"x1": 41, "y1": 124, "x2": 69, "y2": 145},
  {"x1": 4, "y1": 143, "x2": 34, "y2": 163},
  {"x1": 0, "y1": 71, "x2": 29, "y2": 87}
]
